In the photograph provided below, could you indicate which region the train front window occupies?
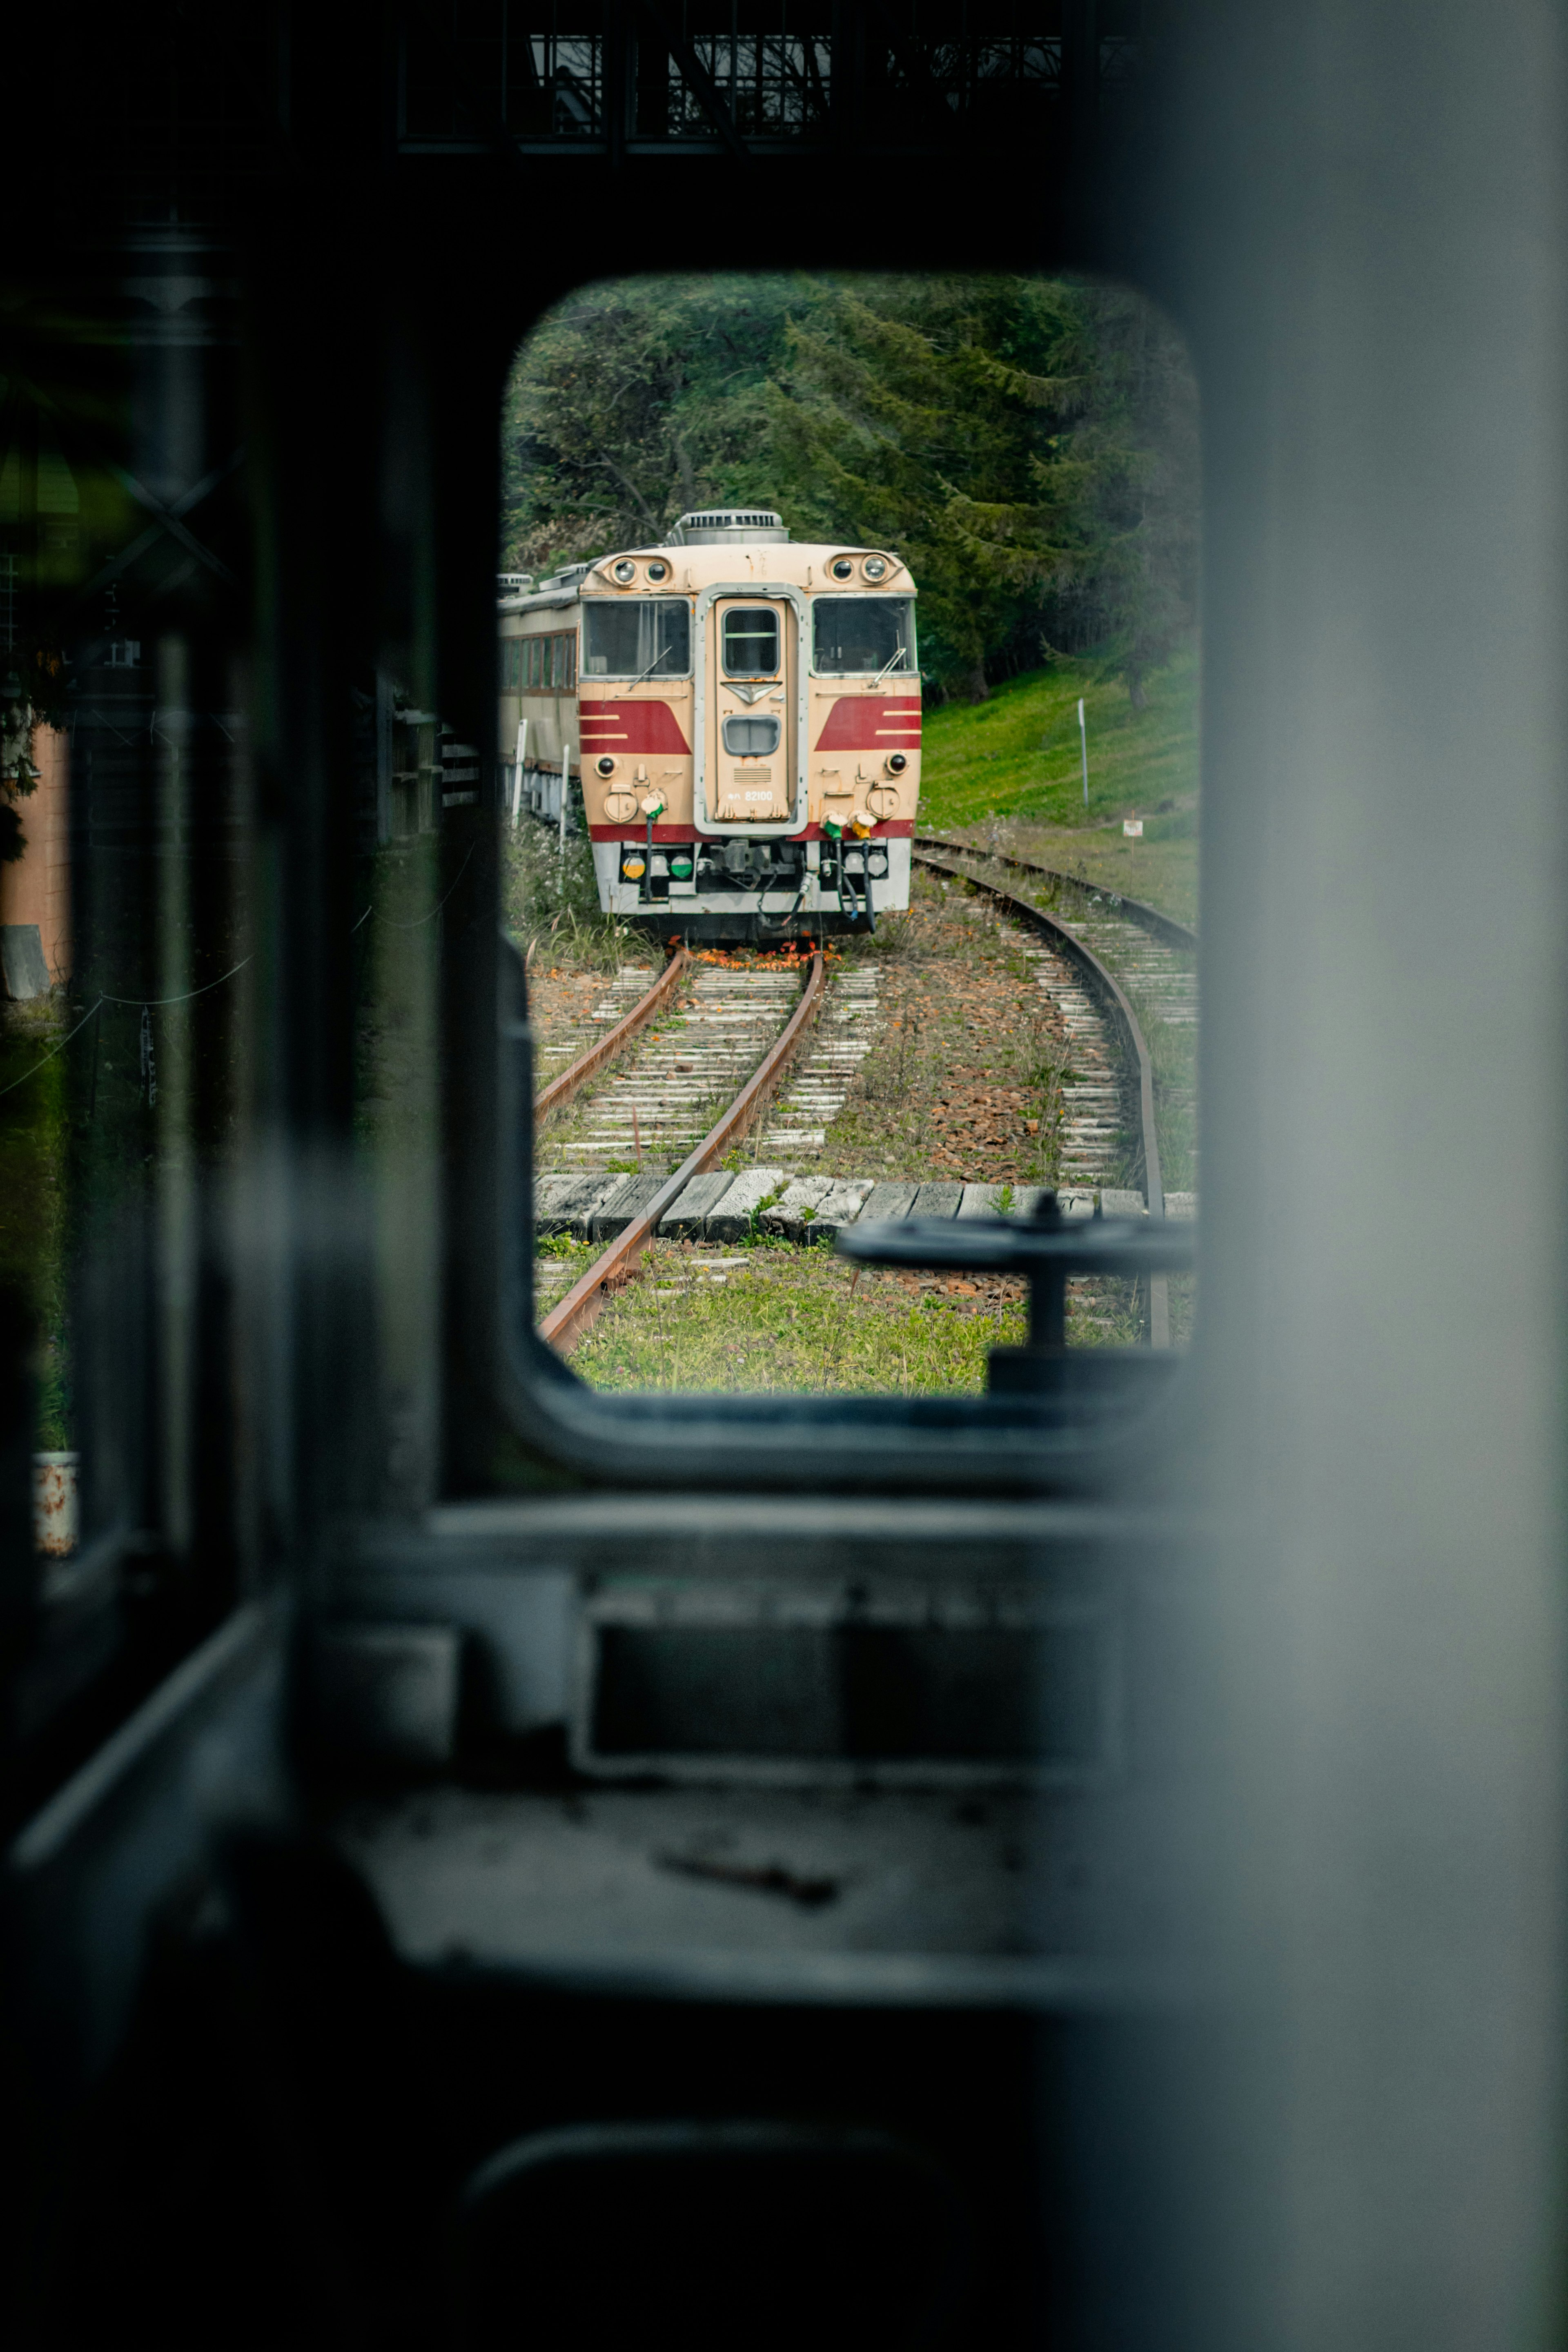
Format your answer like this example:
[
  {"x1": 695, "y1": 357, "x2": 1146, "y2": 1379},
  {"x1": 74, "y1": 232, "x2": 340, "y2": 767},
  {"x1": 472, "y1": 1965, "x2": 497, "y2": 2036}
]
[
  {"x1": 813, "y1": 595, "x2": 915, "y2": 676},
  {"x1": 721, "y1": 605, "x2": 779, "y2": 676},
  {"x1": 583, "y1": 598, "x2": 691, "y2": 677}
]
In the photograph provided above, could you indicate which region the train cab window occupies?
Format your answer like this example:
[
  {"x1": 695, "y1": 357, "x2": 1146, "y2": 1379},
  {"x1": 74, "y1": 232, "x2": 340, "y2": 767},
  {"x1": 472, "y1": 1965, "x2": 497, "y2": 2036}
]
[
  {"x1": 486, "y1": 268, "x2": 1199, "y2": 1472},
  {"x1": 583, "y1": 599, "x2": 691, "y2": 678},
  {"x1": 722, "y1": 605, "x2": 780, "y2": 677},
  {"x1": 813, "y1": 595, "x2": 915, "y2": 676}
]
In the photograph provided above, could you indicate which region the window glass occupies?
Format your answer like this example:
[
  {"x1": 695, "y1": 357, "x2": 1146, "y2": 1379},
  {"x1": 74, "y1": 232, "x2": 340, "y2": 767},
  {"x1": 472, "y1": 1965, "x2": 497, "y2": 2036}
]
[
  {"x1": 812, "y1": 595, "x2": 915, "y2": 676},
  {"x1": 582, "y1": 599, "x2": 691, "y2": 677},
  {"x1": 501, "y1": 271, "x2": 1200, "y2": 1424},
  {"x1": 722, "y1": 713, "x2": 782, "y2": 756},
  {"x1": 722, "y1": 605, "x2": 780, "y2": 676}
]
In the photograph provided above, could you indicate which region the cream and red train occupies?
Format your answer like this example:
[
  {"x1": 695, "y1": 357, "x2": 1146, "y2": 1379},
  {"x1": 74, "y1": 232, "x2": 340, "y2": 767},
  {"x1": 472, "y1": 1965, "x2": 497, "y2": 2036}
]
[{"x1": 498, "y1": 508, "x2": 918, "y2": 940}]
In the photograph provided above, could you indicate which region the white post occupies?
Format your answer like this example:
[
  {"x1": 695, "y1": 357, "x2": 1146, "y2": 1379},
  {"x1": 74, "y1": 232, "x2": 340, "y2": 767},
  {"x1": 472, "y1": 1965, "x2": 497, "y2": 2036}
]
[
  {"x1": 1078, "y1": 696, "x2": 1089, "y2": 810},
  {"x1": 511, "y1": 721, "x2": 526, "y2": 827}
]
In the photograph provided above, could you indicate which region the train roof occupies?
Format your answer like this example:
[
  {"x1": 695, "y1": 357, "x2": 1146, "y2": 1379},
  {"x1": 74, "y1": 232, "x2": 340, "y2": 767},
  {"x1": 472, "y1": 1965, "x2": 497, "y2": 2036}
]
[{"x1": 497, "y1": 518, "x2": 915, "y2": 613}]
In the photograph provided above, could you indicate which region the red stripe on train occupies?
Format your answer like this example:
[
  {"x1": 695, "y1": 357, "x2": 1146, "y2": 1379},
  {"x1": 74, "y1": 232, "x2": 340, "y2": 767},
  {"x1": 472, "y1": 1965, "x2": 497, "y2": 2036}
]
[
  {"x1": 811, "y1": 695, "x2": 922, "y2": 752},
  {"x1": 577, "y1": 698, "x2": 691, "y2": 754}
]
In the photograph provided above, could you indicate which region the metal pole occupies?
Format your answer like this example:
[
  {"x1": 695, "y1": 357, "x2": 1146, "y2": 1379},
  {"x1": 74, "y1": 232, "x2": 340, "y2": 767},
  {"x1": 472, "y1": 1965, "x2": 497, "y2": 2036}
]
[
  {"x1": 512, "y1": 720, "x2": 526, "y2": 827},
  {"x1": 559, "y1": 745, "x2": 570, "y2": 857},
  {"x1": 1078, "y1": 695, "x2": 1089, "y2": 809}
]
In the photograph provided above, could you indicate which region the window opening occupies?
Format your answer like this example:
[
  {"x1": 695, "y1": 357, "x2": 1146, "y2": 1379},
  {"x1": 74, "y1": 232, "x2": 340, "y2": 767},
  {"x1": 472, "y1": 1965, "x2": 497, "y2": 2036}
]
[
  {"x1": 721, "y1": 605, "x2": 780, "y2": 677},
  {"x1": 482, "y1": 270, "x2": 1200, "y2": 1441},
  {"x1": 723, "y1": 713, "x2": 782, "y2": 757}
]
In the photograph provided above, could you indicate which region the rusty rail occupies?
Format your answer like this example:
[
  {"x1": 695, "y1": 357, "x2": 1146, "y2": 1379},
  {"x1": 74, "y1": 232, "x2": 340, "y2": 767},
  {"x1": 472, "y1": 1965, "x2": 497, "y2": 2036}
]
[
  {"x1": 913, "y1": 850, "x2": 1171, "y2": 1348},
  {"x1": 534, "y1": 947, "x2": 692, "y2": 1121},
  {"x1": 913, "y1": 832, "x2": 1198, "y2": 952},
  {"x1": 539, "y1": 949, "x2": 830, "y2": 1357}
]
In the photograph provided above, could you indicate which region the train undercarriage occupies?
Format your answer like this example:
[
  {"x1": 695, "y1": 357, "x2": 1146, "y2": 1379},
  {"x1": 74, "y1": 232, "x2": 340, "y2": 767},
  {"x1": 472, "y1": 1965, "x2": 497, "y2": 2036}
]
[{"x1": 592, "y1": 833, "x2": 910, "y2": 942}]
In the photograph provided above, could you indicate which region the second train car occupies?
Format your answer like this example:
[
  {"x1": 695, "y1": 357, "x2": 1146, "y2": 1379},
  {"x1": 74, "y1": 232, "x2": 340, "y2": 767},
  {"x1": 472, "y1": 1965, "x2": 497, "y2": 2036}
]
[{"x1": 498, "y1": 508, "x2": 918, "y2": 939}]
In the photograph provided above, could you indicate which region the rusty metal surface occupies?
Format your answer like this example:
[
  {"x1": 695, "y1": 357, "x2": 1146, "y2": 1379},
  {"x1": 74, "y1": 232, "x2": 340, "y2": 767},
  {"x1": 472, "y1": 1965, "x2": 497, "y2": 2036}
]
[
  {"x1": 534, "y1": 946, "x2": 692, "y2": 1122},
  {"x1": 31, "y1": 1452, "x2": 78, "y2": 1559},
  {"x1": 539, "y1": 950, "x2": 829, "y2": 1357},
  {"x1": 913, "y1": 832, "x2": 1199, "y2": 953},
  {"x1": 913, "y1": 851, "x2": 1170, "y2": 1347}
]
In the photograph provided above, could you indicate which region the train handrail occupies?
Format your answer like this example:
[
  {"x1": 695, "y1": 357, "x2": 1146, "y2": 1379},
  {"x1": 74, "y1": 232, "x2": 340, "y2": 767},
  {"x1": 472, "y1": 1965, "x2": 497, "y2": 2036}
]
[
  {"x1": 539, "y1": 949, "x2": 829, "y2": 1356},
  {"x1": 912, "y1": 832, "x2": 1198, "y2": 953},
  {"x1": 535, "y1": 946, "x2": 693, "y2": 1121},
  {"x1": 913, "y1": 850, "x2": 1171, "y2": 1347}
]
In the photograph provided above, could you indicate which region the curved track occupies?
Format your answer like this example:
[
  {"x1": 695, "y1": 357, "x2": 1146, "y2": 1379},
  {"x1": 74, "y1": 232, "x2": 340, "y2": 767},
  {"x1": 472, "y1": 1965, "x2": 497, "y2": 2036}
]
[
  {"x1": 539, "y1": 951, "x2": 830, "y2": 1355},
  {"x1": 913, "y1": 831, "x2": 1198, "y2": 953},
  {"x1": 912, "y1": 851, "x2": 1174, "y2": 1347}
]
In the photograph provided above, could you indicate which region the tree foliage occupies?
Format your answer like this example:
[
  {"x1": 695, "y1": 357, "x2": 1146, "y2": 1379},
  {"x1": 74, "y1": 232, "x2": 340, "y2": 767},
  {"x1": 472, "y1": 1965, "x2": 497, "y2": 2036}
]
[{"x1": 501, "y1": 273, "x2": 1198, "y2": 704}]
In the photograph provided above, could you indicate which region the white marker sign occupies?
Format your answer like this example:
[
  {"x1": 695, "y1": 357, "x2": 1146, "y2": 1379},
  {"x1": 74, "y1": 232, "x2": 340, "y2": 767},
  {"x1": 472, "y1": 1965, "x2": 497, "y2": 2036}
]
[{"x1": 1123, "y1": 818, "x2": 1144, "y2": 839}]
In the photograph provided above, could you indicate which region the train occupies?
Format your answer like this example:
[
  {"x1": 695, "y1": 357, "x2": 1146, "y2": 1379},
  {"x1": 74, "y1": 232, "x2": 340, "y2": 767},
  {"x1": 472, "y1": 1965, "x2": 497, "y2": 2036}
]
[{"x1": 498, "y1": 507, "x2": 918, "y2": 940}]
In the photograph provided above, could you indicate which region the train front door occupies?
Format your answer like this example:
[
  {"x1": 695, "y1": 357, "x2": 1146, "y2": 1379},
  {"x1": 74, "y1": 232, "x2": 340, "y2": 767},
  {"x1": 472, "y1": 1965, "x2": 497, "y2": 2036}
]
[{"x1": 706, "y1": 594, "x2": 797, "y2": 827}]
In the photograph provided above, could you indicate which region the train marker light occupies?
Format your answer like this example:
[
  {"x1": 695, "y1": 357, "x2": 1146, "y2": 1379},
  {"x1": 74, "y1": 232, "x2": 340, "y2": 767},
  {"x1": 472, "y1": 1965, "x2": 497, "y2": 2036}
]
[
  {"x1": 596, "y1": 755, "x2": 616, "y2": 776},
  {"x1": 622, "y1": 855, "x2": 647, "y2": 880},
  {"x1": 670, "y1": 855, "x2": 693, "y2": 879},
  {"x1": 886, "y1": 752, "x2": 908, "y2": 774}
]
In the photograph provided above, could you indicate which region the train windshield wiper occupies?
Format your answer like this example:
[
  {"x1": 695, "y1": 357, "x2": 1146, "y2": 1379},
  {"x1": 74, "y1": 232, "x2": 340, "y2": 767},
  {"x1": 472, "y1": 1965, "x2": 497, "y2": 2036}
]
[
  {"x1": 628, "y1": 644, "x2": 674, "y2": 688},
  {"x1": 871, "y1": 645, "x2": 909, "y2": 686}
]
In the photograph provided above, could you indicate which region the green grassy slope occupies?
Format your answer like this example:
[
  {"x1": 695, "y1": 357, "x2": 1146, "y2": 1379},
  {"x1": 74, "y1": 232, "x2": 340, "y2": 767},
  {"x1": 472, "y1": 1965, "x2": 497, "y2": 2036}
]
[{"x1": 915, "y1": 647, "x2": 1201, "y2": 925}]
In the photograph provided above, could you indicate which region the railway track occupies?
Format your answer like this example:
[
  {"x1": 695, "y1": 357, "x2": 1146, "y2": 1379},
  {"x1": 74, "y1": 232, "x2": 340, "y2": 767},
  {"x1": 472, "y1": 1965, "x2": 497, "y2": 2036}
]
[
  {"x1": 537, "y1": 952, "x2": 830, "y2": 1354},
  {"x1": 913, "y1": 832, "x2": 1199, "y2": 953},
  {"x1": 915, "y1": 833, "x2": 1198, "y2": 1196},
  {"x1": 912, "y1": 849, "x2": 1178, "y2": 1347},
  {"x1": 528, "y1": 846, "x2": 1195, "y2": 1359}
]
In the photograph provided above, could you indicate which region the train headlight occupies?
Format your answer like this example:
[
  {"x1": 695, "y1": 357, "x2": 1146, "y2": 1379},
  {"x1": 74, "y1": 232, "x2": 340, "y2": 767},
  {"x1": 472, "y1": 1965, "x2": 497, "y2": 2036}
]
[
  {"x1": 830, "y1": 557, "x2": 854, "y2": 580},
  {"x1": 646, "y1": 560, "x2": 669, "y2": 582},
  {"x1": 596, "y1": 755, "x2": 616, "y2": 777},
  {"x1": 611, "y1": 559, "x2": 637, "y2": 585},
  {"x1": 863, "y1": 555, "x2": 889, "y2": 580},
  {"x1": 886, "y1": 752, "x2": 908, "y2": 774}
]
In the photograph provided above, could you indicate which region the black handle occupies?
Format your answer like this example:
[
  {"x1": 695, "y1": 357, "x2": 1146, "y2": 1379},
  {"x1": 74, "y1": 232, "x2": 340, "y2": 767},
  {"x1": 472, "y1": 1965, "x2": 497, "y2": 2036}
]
[{"x1": 835, "y1": 1193, "x2": 1195, "y2": 1348}]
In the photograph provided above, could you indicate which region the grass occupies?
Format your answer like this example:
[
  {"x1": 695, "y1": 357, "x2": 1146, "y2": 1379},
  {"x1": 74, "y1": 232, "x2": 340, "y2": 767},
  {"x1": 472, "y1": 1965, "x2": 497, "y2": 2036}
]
[
  {"x1": 917, "y1": 646, "x2": 1200, "y2": 927},
  {"x1": 813, "y1": 871, "x2": 1131, "y2": 1189},
  {"x1": 502, "y1": 805, "x2": 633, "y2": 971},
  {"x1": 559, "y1": 1234, "x2": 1027, "y2": 1394},
  {"x1": 541, "y1": 1229, "x2": 1147, "y2": 1394}
]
